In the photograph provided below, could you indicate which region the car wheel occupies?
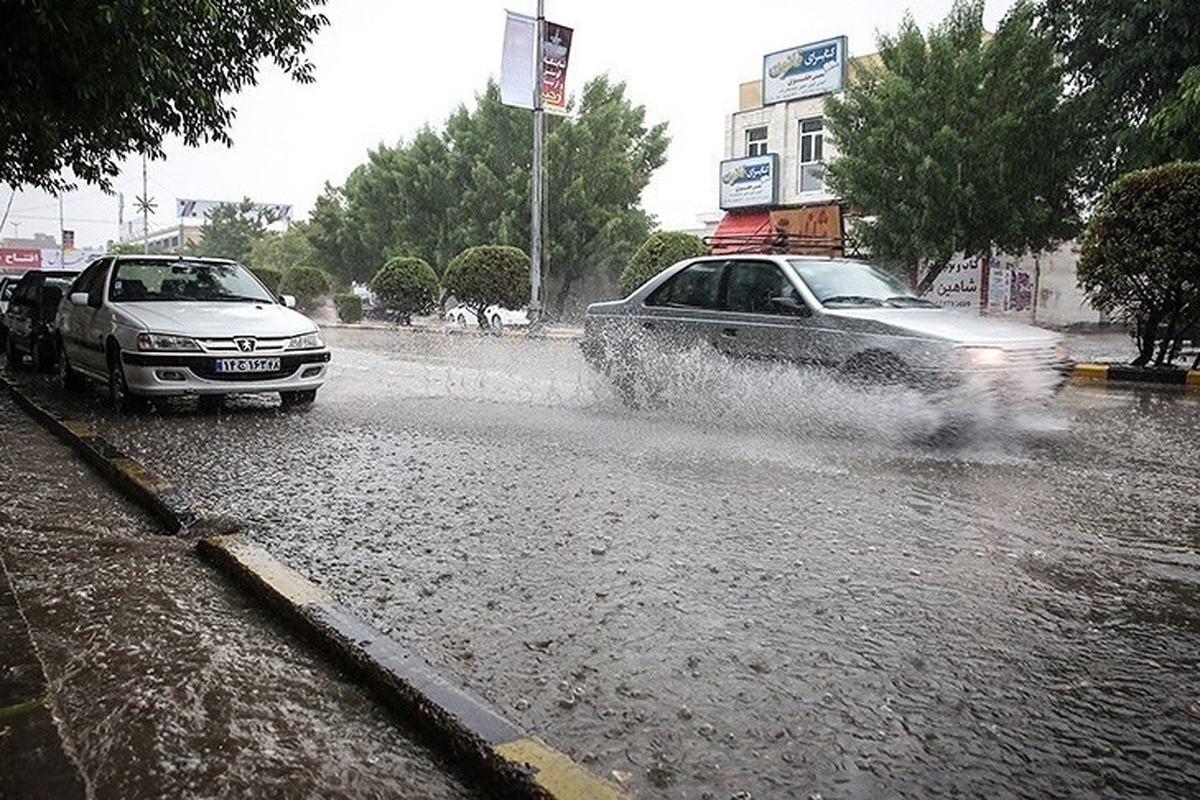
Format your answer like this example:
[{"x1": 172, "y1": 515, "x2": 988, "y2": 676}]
[
  {"x1": 108, "y1": 358, "x2": 147, "y2": 413},
  {"x1": 197, "y1": 394, "x2": 224, "y2": 413},
  {"x1": 489, "y1": 314, "x2": 503, "y2": 333},
  {"x1": 5, "y1": 334, "x2": 24, "y2": 370},
  {"x1": 58, "y1": 341, "x2": 84, "y2": 391},
  {"x1": 280, "y1": 389, "x2": 317, "y2": 408},
  {"x1": 840, "y1": 351, "x2": 912, "y2": 387},
  {"x1": 31, "y1": 336, "x2": 54, "y2": 373}
]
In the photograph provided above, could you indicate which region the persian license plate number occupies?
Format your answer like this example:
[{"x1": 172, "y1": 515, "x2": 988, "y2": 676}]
[{"x1": 214, "y1": 357, "x2": 280, "y2": 373}]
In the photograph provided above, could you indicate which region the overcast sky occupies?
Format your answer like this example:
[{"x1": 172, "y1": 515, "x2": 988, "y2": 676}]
[{"x1": 4, "y1": 0, "x2": 1007, "y2": 250}]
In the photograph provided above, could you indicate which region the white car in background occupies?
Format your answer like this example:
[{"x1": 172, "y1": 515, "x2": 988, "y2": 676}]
[
  {"x1": 444, "y1": 304, "x2": 530, "y2": 330},
  {"x1": 55, "y1": 254, "x2": 331, "y2": 412}
]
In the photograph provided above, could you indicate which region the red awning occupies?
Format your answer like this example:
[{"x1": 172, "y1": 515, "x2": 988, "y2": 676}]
[{"x1": 706, "y1": 210, "x2": 776, "y2": 254}]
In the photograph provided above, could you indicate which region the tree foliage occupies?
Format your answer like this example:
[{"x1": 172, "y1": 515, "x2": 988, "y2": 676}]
[
  {"x1": 330, "y1": 77, "x2": 667, "y2": 315},
  {"x1": 189, "y1": 200, "x2": 275, "y2": 263},
  {"x1": 249, "y1": 225, "x2": 318, "y2": 281},
  {"x1": 619, "y1": 231, "x2": 710, "y2": 296},
  {"x1": 824, "y1": 0, "x2": 1077, "y2": 287},
  {"x1": 1, "y1": 1, "x2": 328, "y2": 192},
  {"x1": 1078, "y1": 162, "x2": 1200, "y2": 367},
  {"x1": 279, "y1": 266, "x2": 331, "y2": 312},
  {"x1": 441, "y1": 245, "x2": 530, "y2": 327},
  {"x1": 1037, "y1": 0, "x2": 1200, "y2": 197},
  {"x1": 369, "y1": 256, "x2": 440, "y2": 322}
]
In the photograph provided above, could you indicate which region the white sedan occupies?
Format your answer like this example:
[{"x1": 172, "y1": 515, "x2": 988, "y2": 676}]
[
  {"x1": 443, "y1": 304, "x2": 529, "y2": 330},
  {"x1": 55, "y1": 255, "x2": 331, "y2": 412}
]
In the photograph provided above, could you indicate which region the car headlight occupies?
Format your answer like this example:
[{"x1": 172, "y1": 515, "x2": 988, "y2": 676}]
[
  {"x1": 287, "y1": 330, "x2": 324, "y2": 350},
  {"x1": 137, "y1": 332, "x2": 201, "y2": 351},
  {"x1": 955, "y1": 346, "x2": 1008, "y2": 368}
]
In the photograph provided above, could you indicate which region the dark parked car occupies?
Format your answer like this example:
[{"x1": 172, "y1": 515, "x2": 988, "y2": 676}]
[{"x1": 4, "y1": 269, "x2": 80, "y2": 371}]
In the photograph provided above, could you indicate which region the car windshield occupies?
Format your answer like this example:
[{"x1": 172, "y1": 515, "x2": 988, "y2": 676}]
[
  {"x1": 788, "y1": 258, "x2": 938, "y2": 308},
  {"x1": 110, "y1": 260, "x2": 276, "y2": 303}
]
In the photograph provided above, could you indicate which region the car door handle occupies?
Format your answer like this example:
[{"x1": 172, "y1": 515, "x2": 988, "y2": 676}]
[{"x1": 721, "y1": 327, "x2": 738, "y2": 337}]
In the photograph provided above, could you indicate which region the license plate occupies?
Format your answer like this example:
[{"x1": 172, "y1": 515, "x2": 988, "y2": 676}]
[{"x1": 214, "y1": 357, "x2": 280, "y2": 373}]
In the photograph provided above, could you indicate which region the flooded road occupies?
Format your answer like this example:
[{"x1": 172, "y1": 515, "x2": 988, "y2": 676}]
[
  {"x1": 9, "y1": 327, "x2": 1200, "y2": 798},
  {"x1": 0, "y1": 390, "x2": 487, "y2": 799}
]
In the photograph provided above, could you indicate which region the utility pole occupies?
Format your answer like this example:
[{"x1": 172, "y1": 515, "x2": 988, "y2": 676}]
[{"x1": 529, "y1": 0, "x2": 545, "y2": 326}]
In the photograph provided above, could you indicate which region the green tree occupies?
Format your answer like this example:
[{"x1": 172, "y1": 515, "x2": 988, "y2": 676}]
[
  {"x1": 441, "y1": 245, "x2": 530, "y2": 328},
  {"x1": 824, "y1": 0, "x2": 1077, "y2": 289},
  {"x1": 1037, "y1": 0, "x2": 1200, "y2": 197},
  {"x1": 249, "y1": 224, "x2": 318, "y2": 280},
  {"x1": 1, "y1": 1, "x2": 327, "y2": 192},
  {"x1": 1077, "y1": 162, "x2": 1200, "y2": 368},
  {"x1": 189, "y1": 199, "x2": 274, "y2": 263},
  {"x1": 304, "y1": 182, "x2": 375, "y2": 286},
  {"x1": 336, "y1": 76, "x2": 667, "y2": 315},
  {"x1": 279, "y1": 266, "x2": 331, "y2": 312},
  {"x1": 619, "y1": 231, "x2": 710, "y2": 296},
  {"x1": 369, "y1": 256, "x2": 440, "y2": 323}
]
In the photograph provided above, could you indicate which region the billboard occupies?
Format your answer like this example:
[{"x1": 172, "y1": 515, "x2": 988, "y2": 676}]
[
  {"x1": 500, "y1": 11, "x2": 574, "y2": 114},
  {"x1": 719, "y1": 154, "x2": 779, "y2": 209},
  {"x1": 176, "y1": 199, "x2": 292, "y2": 222},
  {"x1": 763, "y1": 36, "x2": 848, "y2": 104}
]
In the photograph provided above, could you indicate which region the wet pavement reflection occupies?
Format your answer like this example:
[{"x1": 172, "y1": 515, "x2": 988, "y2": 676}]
[
  {"x1": 0, "y1": 391, "x2": 486, "y2": 799},
  {"x1": 7, "y1": 328, "x2": 1200, "y2": 798}
]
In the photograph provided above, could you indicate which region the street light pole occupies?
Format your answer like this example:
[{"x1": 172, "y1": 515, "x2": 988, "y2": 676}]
[{"x1": 530, "y1": 0, "x2": 545, "y2": 326}]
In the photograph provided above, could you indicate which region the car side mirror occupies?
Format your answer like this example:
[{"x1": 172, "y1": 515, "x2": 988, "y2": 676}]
[
  {"x1": 770, "y1": 296, "x2": 811, "y2": 317},
  {"x1": 279, "y1": 294, "x2": 296, "y2": 308},
  {"x1": 68, "y1": 291, "x2": 90, "y2": 307}
]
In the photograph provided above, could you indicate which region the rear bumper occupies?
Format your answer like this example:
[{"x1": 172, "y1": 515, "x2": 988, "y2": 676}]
[{"x1": 121, "y1": 349, "x2": 330, "y2": 396}]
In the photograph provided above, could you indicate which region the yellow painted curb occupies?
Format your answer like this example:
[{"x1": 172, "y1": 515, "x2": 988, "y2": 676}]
[
  {"x1": 1072, "y1": 363, "x2": 1109, "y2": 381},
  {"x1": 208, "y1": 536, "x2": 332, "y2": 606},
  {"x1": 495, "y1": 738, "x2": 632, "y2": 800},
  {"x1": 1187, "y1": 370, "x2": 1200, "y2": 387},
  {"x1": 109, "y1": 456, "x2": 175, "y2": 493}
]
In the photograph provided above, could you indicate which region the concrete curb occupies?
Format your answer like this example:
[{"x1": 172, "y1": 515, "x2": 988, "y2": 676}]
[
  {"x1": 320, "y1": 320, "x2": 584, "y2": 342},
  {"x1": 1, "y1": 378, "x2": 628, "y2": 800},
  {"x1": 1071, "y1": 362, "x2": 1200, "y2": 387}
]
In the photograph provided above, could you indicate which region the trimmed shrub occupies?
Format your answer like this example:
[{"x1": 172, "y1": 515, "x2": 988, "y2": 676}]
[
  {"x1": 369, "y1": 256, "x2": 440, "y2": 322},
  {"x1": 618, "y1": 231, "x2": 710, "y2": 297},
  {"x1": 1079, "y1": 162, "x2": 1200, "y2": 366},
  {"x1": 441, "y1": 245, "x2": 530, "y2": 314},
  {"x1": 253, "y1": 267, "x2": 283, "y2": 294},
  {"x1": 333, "y1": 292, "x2": 363, "y2": 324},
  {"x1": 279, "y1": 266, "x2": 331, "y2": 311}
]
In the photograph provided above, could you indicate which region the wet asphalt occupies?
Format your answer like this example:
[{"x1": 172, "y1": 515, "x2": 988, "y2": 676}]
[{"x1": 3, "y1": 323, "x2": 1199, "y2": 799}]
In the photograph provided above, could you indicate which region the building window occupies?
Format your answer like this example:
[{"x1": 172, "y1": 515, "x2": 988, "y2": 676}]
[
  {"x1": 746, "y1": 126, "x2": 768, "y2": 157},
  {"x1": 798, "y1": 117, "x2": 824, "y2": 193}
]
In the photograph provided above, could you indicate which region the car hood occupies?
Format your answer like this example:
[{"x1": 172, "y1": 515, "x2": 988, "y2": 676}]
[
  {"x1": 116, "y1": 301, "x2": 318, "y2": 336},
  {"x1": 827, "y1": 307, "x2": 1061, "y2": 346}
]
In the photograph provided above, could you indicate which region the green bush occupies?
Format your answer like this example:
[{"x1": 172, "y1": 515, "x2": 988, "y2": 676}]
[
  {"x1": 253, "y1": 267, "x2": 283, "y2": 294},
  {"x1": 279, "y1": 266, "x2": 331, "y2": 311},
  {"x1": 369, "y1": 256, "x2": 440, "y2": 321},
  {"x1": 441, "y1": 245, "x2": 530, "y2": 314},
  {"x1": 618, "y1": 231, "x2": 710, "y2": 296},
  {"x1": 333, "y1": 292, "x2": 363, "y2": 324},
  {"x1": 1078, "y1": 162, "x2": 1200, "y2": 366}
]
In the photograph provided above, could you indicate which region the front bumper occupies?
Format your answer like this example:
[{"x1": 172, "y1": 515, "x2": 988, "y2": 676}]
[{"x1": 121, "y1": 349, "x2": 331, "y2": 396}]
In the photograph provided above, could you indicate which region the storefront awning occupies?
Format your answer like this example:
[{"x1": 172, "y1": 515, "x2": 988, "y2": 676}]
[{"x1": 705, "y1": 210, "x2": 775, "y2": 254}]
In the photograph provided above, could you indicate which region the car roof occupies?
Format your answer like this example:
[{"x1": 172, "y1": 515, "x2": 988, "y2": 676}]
[{"x1": 110, "y1": 254, "x2": 236, "y2": 263}]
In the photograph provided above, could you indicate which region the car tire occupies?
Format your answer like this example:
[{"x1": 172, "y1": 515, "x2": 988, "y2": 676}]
[
  {"x1": 5, "y1": 334, "x2": 24, "y2": 370},
  {"x1": 32, "y1": 336, "x2": 54, "y2": 373},
  {"x1": 58, "y1": 341, "x2": 84, "y2": 391},
  {"x1": 280, "y1": 389, "x2": 317, "y2": 408},
  {"x1": 840, "y1": 351, "x2": 912, "y2": 387},
  {"x1": 108, "y1": 358, "x2": 147, "y2": 413},
  {"x1": 490, "y1": 314, "x2": 503, "y2": 332},
  {"x1": 197, "y1": 394, "x2": 224, "y2": 413}
]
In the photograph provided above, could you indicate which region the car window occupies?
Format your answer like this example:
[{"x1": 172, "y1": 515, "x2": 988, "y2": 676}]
[
  {"x1": 789, "y1": 258, "x2": 920, "y2": 306},
  {"x1": 111, "y1": 259, "x2": 275, "y2": 303},
  {"x1": 71, "y1": 258, "x2": 110, "y2": 302},
  {"x1": 13, "y1": 274, "x2": 40, "y2": 303},
  {"x1": 724, "y1": 260, "x2": 796, "y2": 314},
  {"x1": 646, "y1": 261, "x2": 725, "y2": 309}
]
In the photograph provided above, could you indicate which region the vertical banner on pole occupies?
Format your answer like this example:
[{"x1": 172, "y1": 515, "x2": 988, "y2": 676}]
[{"x1": 500, "y1": 11, "x2": 573, "y2": 113}]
